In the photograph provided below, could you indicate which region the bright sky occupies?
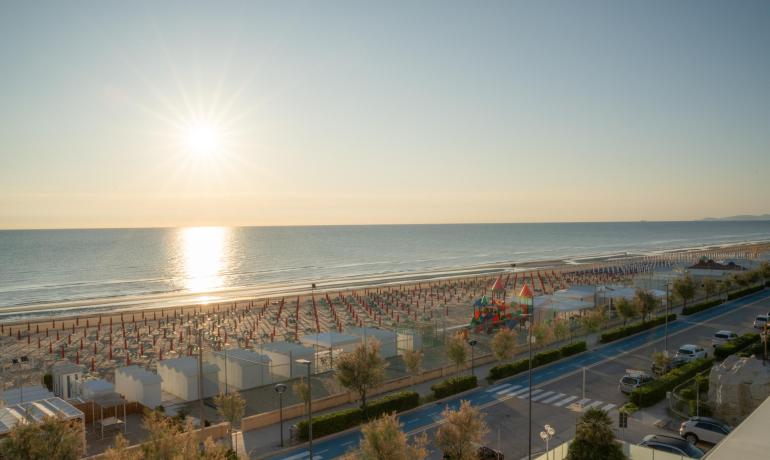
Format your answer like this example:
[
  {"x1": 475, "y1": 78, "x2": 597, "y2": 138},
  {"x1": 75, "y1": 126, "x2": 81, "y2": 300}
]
[{"x1": 1, "y1": 1, "x2": 769, "y2": 229}]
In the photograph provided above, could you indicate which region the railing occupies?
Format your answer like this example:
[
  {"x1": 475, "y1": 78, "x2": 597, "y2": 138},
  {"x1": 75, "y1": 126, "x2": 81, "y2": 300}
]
[{"x1": 535, "y1": 440, "x2": 699, "y2": 460}]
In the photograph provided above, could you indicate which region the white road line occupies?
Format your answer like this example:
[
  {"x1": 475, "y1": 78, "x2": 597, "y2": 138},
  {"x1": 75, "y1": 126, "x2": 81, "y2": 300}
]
[
  {"x1": 576, "y1": 398, "x2": 591, "y2": 407},
  {"x1": 518, "y1": 389, "x2": 544, "y2": 400},
  {"x1": 553, "y1": 395, "x2": 577, "y2": 407},
  {"x1": 584, "y1": 400, "x2": 604, "y2": 410},
  {"x1": 487, "y1": 383, "x2": 513, "y2": 393},
  {"x1": 530, "y1": 391, "x2": 555, "y2": 402},
  {"x1": 496, "y1": 385, "x2": 522, "y2": 395},
  {"x1": 541, "y1": 393, "x2": 566, "y2": 404},
  {"x1": 503, "y1": 387, "x2": 530, "y2": 397},
  {"x1": 601, "y1": 403, "x2": 617, "y2": 412}
]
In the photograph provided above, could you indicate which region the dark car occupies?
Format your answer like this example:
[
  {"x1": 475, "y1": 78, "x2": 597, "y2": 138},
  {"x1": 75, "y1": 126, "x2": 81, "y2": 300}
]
[
  {"x1": 639, "y1": 434, "x2": 705, "y2": 458},
  {"x1": 477, "y1": 446, "x2": 504, "y2": 460}
]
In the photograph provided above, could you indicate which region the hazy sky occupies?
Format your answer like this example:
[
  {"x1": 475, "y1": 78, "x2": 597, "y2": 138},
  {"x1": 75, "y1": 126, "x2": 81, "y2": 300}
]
[{"x1": 1, "y1": 1, "x2": 769, "y2": 229}]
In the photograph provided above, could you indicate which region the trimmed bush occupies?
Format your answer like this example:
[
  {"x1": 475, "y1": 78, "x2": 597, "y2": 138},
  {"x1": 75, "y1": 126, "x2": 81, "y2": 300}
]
[
  {"x1": 600, "y1": 314, "x2": 677, "y2": 344},
  {"x1": 431, "y1": 375, "x2": 477, "y2": 399},
  {"x1": 681, "y1": 300, "x2": 720, "y2": 316},
  {"x1": 366, "y1": 391, "x2": 420, "y2": 418},
  {"x1": 487, "y1": 341, "x2": 587, "y2": 381},
  {"x1": 630, "y1": 358, "x2": 713, "y2": 407},
  {"x1": 689, "y1": 400, "x2": 712, "y2": 417},
  {"x1": 727, "y1": 285, "x2": 764, "y2": 300},
  {"x1": 714, "y1": 333, "x2": 760, "y2": 360},
  {"x1": 560, "y1": 341, "x2": 588, "y2": 357},
  {"x1": 296, "y1": 391, "x2": 419, "y2": 441}
]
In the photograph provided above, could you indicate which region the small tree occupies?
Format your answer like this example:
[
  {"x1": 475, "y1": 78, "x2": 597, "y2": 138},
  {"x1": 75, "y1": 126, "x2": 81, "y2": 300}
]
[
  {"x1": 0, "y1": 416, "x2": 84, "y2": 460},
  {"x1": 614, "y1": 298, "x2": 638, "y2": 326},
  {"x1": 103, "y1": 433, "x2": 140, "y2": 460},
  {"x1": 634, "y1": 289, "x2": 659, "y2": 323},
  {"x1": 293, "y1": 377, "x2": 311, "y2": 413},
  {"x1": 491, "y1": 327, "x2": 517, "y2": 362},
  {"x1": 344, "y1": 412, "x2": 428, "y2": 460},
  {"x1": 581, "y1": 308, "x2": 606, "y2": 334},
  {"x1": 214, "y1": 391, "x2": 246, "y2": 451},
  {"x1": 567, "y1": 408, "x2": 626, "y2": 460},
  {"x1": 436, "y1": 400, "x2": 488, "y2": 460},
  {"x1": 336, "y1": 339, "x2": 388, "y2": 415},
  {"x1": 445, "y1": 333, "x2": 469, "y2": 375},
  {"x1": 651, "y1": 351, "x2": 672, "y2": 376},
  {"x1": 703, "y1": 278, "x2": 717, "y2": 301},
  {"x1": 673, "y1": 276, "x2": 696, "y2": 311},
  {"x1": 402, "y1": 349, "x2": 423, "y2": 391},
  {"x1": 552, "y1": 318, "x2": 569, "y2": 342},
  {"x1": 721, "y1": 278, "x2": 733, "y2": 297},
  {"x1": 760, "y1": 262, "x2": 770, "y2": 283},
  {"x1": 531, "y1": 322, "x2": 552, "y2": 345}
]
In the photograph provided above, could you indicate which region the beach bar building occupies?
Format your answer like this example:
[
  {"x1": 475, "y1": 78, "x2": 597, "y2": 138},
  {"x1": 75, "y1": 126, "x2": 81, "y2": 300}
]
[
  {"x1": 51, "y1": 362, "x2": 85, "y2": 400},
  {"x1": 346, "y1": 327, "x2": 398, "y2": 358},
  {"x1": 211, "y1": 348, "x2": 272, "y2": 391},
  {"x1": 157, "y1": 357, "x2": 219, "y2": 401},
  {"x1": 259, "y1": 341, "x2": 315, "y2": 380},
  {"x1": 115, "y1": 365, "x2": 162, "y2": 408}
]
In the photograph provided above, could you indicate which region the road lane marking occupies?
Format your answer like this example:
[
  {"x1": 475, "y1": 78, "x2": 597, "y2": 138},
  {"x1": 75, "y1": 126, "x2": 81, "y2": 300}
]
[
  {"x1": 496, "y1": 385, "x2": 522, "y2": 395},
  {"x1": 553, "y1": 395, "x2": 577, "y2": 407},
  {"x1": 601, "y1": 403, "x2": 617, "y2": 411},
  {"x1": 541, "y1": 393, "x2": 566, "y2": 404},
  {"x1": 502, "y1": 387, "x2": 530, "y2": 397},
  {"x1": 584, "y1": 400, "x2": 604, "y2": 410},
  {"x1": 530, "y1": 391, "x2": 555, "y2": 402},
  {"x1": 488, "y1": 383, "x2": 513, "y2": 393},
  {"x1": 518, "y1": 389, "x2": 544, "y2": 399}
]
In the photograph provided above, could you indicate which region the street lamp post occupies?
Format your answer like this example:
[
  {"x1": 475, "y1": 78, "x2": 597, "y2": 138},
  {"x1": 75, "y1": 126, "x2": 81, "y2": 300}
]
[
  {"x1": 274, "y1": 383, "x2": 287, "y2": 447},
  {"x1": 197, "y1": 328, "x2": 205, "y2": 427},
  {"x1": 665, "y1": 281, "x2": 671, "y2": 353},
  {"x1": 468, "y1": 339, "x2": 478, "y2": 378},
  {"x1": 296, "y1": 358, "x2": 313, "y2": 459},
  {"x1": 517, "y1": 284, "x2": 535, "y2": 460},
  {"x1": 539, "y1": 424, "x2": 556, "y2": 460}
]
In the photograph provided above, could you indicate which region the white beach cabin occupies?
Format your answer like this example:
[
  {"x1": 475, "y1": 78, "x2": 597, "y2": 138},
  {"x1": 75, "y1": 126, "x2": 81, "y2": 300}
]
[
  {"x1": 346, "y1": 327, "x2": 398, "y2": 358},
  {"x1": 115, "y1": 365, "x2": 162, "y2": 408},
  {"x1": 157, "y1": 357, "x2": 219, "y2": 402},
  {"x1": 50, "y1": 362, "x2": 84, "y2": 400},
  {"x1": 78, "y1": 379, "x2": 115, "y2": 401},
  {"x1": 258, "y1": 341, "x2": 315, "y2": 380},
  {"x1": 212, "y1": 348, "x2": 272, "y2": 391}
]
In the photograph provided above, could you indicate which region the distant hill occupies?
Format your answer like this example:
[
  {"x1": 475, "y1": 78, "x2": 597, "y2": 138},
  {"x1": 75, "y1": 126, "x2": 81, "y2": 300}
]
[{"x1": 701, "y1": 214, "x2": 770, "y2": 221}]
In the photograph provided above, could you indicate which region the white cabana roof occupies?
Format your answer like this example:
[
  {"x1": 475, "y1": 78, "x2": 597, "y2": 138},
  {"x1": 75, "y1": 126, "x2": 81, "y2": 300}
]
[
  {"x1": 80, "y1": 379, "x2": 114, "y2": 394},
  {"x1": 214, "y1": 348, "x2": 270, "y2": 364},
  {"x1": 535, "y1": 296, "x2": 593, "y2": 313},
  {"x1": 346, "y1": 327, "x2": 396, "y2": 339},
  {"x1": 300, "y1": 332, "x2": 361, "y2": 349},
  {"x1": 0, "y1": 397, "x2": 83, "y2": 435},
  {"x1": 158, "y1": 357, "x2": 218, "y2": 376},
  {"x1": 260, "y1": 341, "x2": 315, "y2": 356},
  {"x1": 2, "y1": 386, "x2": 54, "y2": 405},
  {"x1": 116, "y1": 365, "x2": 162, "y2": 384}
]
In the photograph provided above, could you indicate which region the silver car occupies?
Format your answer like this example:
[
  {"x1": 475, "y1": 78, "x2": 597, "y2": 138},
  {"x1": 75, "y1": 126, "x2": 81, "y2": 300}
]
[
  {"x1": 679, "y1": 416, "x2": 732, "y2": 444},
  {"x1": 619, "y1": 370, "x2": 653, "y2": 394}
]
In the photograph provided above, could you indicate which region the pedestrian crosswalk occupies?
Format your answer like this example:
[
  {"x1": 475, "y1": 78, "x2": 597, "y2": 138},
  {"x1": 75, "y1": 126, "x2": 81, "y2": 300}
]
[{"x1": 486, "y1": 384, "x2": 617, "y2": 413}]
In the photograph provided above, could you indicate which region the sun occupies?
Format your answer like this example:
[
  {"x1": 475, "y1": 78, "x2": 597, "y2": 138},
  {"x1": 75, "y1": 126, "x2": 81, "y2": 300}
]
[{"x1": 181, "y1": 121, "x2": 221, "y2": 156}]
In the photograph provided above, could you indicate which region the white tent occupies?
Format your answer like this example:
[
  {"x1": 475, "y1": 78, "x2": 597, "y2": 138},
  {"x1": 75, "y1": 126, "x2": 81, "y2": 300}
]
[
  {"x1": 157, "y1": 357, "x2": 218, "y2": 402},
  {"x1": 259, "y1": 341, "x2": 315, "y2": 380},
  {"x1": 346, "y1": 327, "x2": 398, "y2": 358},
  {"x1": 115, "y1": 365, "x2": 162, "y2": 408},
  {"x1": 212, "y1": 348, "x2": 271, "y2": 390}
]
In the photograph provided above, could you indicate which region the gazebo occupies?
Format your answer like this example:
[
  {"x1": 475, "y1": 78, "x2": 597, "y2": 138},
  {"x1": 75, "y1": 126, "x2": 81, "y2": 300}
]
[{"x1": 90, "y1": 392, "x2": 127, "y2": 439}]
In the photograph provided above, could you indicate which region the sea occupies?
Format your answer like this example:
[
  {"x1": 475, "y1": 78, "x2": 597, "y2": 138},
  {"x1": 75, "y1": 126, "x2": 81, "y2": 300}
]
[{"x1": 1, "y1": 221, "x2": 770, "y2": 315}]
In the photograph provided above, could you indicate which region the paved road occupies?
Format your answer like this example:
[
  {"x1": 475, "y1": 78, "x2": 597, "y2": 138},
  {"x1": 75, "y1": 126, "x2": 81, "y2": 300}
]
[{"x1": 264, "y1": 289, "x2": 770, "y2": 460}]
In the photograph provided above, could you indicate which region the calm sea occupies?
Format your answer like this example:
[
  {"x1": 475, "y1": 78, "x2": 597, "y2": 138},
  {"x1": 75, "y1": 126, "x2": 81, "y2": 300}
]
[{"x1": 1, "y1": 221, "x2": 770, "y2": 311}]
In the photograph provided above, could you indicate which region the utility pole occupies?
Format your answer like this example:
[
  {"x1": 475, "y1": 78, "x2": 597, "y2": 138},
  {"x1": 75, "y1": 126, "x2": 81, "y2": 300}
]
[
  {"x1": 665, "y1": 281, "x2": 670, "y2": 353},
  {"x1": 198, "y1": 329, "x2": 205, "y2": 427}
]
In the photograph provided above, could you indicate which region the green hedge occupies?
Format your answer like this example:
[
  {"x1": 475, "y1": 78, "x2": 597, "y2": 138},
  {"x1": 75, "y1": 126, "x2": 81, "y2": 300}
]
[
  {"x1": 682, "y1": 299, "x2": 721, "y2": 316},
  {"x1": 487, "y1": 341, "x2": 587, "y2": 381},
  {"x1": 431, "y1": 375, "x2": 478, "y2": 399},
  {"x1": 600, "y1": 314, "x2": 677, "y2": 344},
  {"x1": 727, "y1": 284, "x2": 764, "y2": 300},
  {"x1": 689, "y1": 400, "x2": 712, "y2": 417},
  {"x1": 714, "y1": 333, "x2": 760, "y2": 360},
  {"x1": 296, "y1": 391, "x2": 419, "y2": 441},
  {"x1": 630, "y1": 358, "x2": 713, "y2": 407}
]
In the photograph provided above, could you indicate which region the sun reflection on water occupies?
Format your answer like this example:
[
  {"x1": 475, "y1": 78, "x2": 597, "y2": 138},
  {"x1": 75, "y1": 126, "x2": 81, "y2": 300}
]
[{"x1": 181, "y1": 227, "x2": 228, "y2": 293}]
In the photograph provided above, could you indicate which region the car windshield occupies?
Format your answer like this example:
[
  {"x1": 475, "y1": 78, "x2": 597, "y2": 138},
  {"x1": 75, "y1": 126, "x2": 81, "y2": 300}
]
[
  {"x1": 684, "y1": 443, "x2": 705, "y2": 458},
  {"x1": 715, "y1": 333, "x2": 727, "y2": 339},
  {"x1": 679, "y1": 349, "x2": 693, "y2": 355},
  {"x1": 621, "y1": 377, "x2": 637, "y2": 385}
]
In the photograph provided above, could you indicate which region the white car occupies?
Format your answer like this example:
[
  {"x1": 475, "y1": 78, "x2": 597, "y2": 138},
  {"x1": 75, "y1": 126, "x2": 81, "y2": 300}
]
[
  {"x1": 675, "y1": 344, "x2": 707, "y2": 363},
  {"x1": 619, "y1": 369, "x2": 654, "y2": 394},
  {"x1": 679, "y1": 416, "x2": 732, "y2": 444},
  {"x1": 711, "y1": 330, "x2": 738, "y2": 347},
  {"x1": 754, "y1": 315, "x2": 769, "y2": 329}
]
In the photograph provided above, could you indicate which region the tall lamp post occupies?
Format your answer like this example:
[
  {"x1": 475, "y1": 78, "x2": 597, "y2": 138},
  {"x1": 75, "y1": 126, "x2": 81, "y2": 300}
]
[
  {"x1": 518, "y1": 284, "x2": 535, "y2": 459},
  {"x1": 197, "y1": 327, "x2": 205, "y2": 427},
  {"x1": 665, "y1": 281, "x2": 671, "y2": 353},
  {"x1": 296, "y1": 358, "x2": 313, "y2": 459},
  {"x1": 468, "y1": 339, "x2": 478, "y2": 378},
  {"x1": 540, "y1": 424, "x2": 556, "y2": 460},
  {"x1": 274, "y1": 383, "x2": 287, "y2": 447}
]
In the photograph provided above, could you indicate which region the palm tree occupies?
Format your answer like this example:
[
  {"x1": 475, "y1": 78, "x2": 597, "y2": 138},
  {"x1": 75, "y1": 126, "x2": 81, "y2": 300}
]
[{"x1": 567, "y1": 408, "x2": 626, "y2": 460}]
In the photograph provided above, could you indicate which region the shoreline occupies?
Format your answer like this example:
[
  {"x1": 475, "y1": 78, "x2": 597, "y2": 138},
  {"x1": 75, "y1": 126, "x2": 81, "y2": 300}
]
[{"x1": 1, "y1": 239, "x2": 766, "y2": 325}]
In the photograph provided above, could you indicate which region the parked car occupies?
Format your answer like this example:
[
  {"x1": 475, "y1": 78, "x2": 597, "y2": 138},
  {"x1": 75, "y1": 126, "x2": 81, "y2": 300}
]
[
  {"x1": 712, "y1": 330, "x2": 739, "y2": 347},
  {"x1": 619, "y1": 369, "x2": 654, "y2": 394},
  {"x1": 651, "y1": 355, "x2": 686, "y2": 376},
  {"x1": 639, "y1": 434, "x2": 705, "y2": 458},
  {"x1": 675, "y1": 344, "x2": 707, "y2": 363},
  {"x1": 679, "y1": 416, "x2": 732, "y2": 444},
  {"x1": 754, "y1": 315, "x2": 769, "y2": 329}
]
